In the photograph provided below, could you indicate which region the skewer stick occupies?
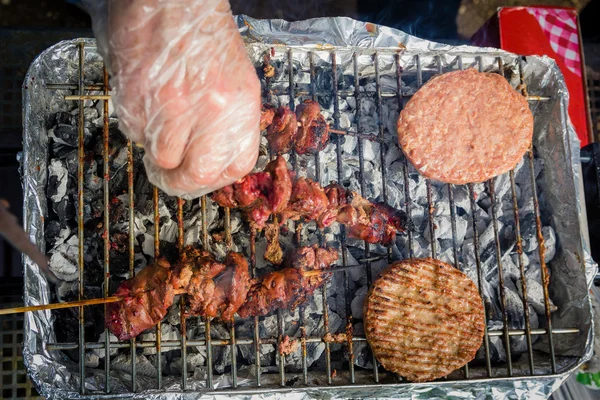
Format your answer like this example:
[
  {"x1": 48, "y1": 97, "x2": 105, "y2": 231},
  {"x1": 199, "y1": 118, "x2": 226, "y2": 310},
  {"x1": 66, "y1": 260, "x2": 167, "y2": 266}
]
[
  {"x1": 0, "y1": 264, "x2": 366, "y2": 316},
  {"x1": 0, "y1": 288, "x2": 188, "y2": 316}
]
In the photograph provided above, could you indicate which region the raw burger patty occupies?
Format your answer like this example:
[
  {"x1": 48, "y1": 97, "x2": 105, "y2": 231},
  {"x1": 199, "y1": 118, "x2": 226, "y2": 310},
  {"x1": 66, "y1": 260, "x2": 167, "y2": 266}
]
[
  {"x1": 397, "y1": 69, "x2": 533, "y2": 184},
  {"x1": 364, "y1": 258, "x2": 485, "y2": 382}
]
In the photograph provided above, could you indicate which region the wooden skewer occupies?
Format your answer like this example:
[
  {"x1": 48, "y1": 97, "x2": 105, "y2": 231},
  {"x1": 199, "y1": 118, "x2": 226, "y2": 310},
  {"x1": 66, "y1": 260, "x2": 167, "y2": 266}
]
[
  {"x1": 0, "y1": 264, "x2": 365, "y2": 316},
  {"x1": 0, "y1": 288, "x2": 188, "y2": 316}
]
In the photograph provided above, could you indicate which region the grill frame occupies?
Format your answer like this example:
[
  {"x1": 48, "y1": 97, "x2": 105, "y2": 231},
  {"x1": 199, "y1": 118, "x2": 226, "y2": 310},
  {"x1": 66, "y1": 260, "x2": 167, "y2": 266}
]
[{"x1": 22, "y1": 38, "x2": 592, "y2": 397}]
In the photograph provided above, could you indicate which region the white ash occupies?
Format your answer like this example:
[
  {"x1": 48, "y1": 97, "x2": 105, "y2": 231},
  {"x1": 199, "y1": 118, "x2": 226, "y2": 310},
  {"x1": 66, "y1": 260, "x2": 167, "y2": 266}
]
[
  {"x1": 112, "y1": 354, "x2": 158, "y2": 378},
  {"x1": 92, "y1": 331, "x2": 120, "y2": 359},
  {"x1": 139, "y1": 323, "x2": 181, "y2": 355}
]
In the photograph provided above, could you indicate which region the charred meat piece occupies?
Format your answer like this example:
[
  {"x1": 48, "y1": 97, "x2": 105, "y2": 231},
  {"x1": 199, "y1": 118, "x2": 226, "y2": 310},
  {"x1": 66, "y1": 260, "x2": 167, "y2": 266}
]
[
  {"x1": 266, "y1": 106, "x2": 298, "y2": 154},
  {"x1": 172, "y1": 246, "x2": 250, "y2": 321},
  {"x1": 210, "y1": 252, "x2": 251, "y2": 321},
  {"x1": 264, "y1": 223, "x2": 284, "y2": 265},
  {"x1": 295, "y1": 100, "x2": 330, "y2": 155},
  {"x1": 211, "y1": 157, "x2": 292, "y2": 229},
  {"x1": 211, "y1": 156, "x2": 412, "y2": 245},
  {"x1": 280, "y1": 177, "x2": 330, "y2": 223},
  {"x1": 260, "y1": 104, "x2": 276, "y2": 131},
  {"x1": 171, "y1": 247, "x2": 227, "y2": 318},
  {"x1": 237, "y1": 246, "x2": 338, "y2": 318},
  {"x1": 106, "y1": 258, "x2": 175, "y2": 341}
]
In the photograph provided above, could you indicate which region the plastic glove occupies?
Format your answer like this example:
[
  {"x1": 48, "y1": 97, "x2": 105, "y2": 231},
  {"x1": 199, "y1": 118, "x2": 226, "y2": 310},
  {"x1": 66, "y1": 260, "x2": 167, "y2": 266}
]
[{"x1": 82, "y1": 0, "x2": 261, "y2": 199}]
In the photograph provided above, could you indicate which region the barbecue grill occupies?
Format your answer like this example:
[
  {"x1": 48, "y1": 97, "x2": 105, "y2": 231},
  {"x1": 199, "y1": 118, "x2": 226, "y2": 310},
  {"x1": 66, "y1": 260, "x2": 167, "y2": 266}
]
[{"x1": 21, "y1": 17, "x2": 593, "y2": 399}]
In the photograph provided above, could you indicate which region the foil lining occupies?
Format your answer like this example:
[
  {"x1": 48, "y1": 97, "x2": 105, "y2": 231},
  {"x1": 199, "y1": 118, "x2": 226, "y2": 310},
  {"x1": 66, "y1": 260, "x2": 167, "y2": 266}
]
[{"x1": 20, "y1": 15, "x2": 596, "y2": 400}]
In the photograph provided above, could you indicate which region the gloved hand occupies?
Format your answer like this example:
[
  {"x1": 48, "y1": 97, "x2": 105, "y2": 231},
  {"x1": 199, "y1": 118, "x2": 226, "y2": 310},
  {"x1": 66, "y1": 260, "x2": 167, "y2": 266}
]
[{"x1": 82, "y1": 0, "x2": 261, "y2": 199}]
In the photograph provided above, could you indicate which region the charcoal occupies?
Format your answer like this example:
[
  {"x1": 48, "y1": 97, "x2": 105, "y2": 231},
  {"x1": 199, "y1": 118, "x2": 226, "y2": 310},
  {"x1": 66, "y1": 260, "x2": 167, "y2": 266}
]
[
  {"x1": 44, "y1": 220, "x2": 63, "y2": 247},
  {"x1": 112, "y1": 354, "x2": 158, "y2": 378},
  {"x1": 53, "y1": 197, "x2": 76, "y2": 225},
  {"x1": 48, "y1": 159, "x2": 69, "y2": 202},
  {"x1": 92, "y1": 331, "x2": 120, "y2": 359},
  {"x1": 351, "y1": 286, "x2": 368, "y2": 319}
]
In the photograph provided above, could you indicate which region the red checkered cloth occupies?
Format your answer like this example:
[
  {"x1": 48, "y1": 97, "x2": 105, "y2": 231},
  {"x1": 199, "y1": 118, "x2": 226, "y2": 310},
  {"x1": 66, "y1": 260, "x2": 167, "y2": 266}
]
[{"x1": 527, "y1": 8, "x2": 581, "y2": 77}]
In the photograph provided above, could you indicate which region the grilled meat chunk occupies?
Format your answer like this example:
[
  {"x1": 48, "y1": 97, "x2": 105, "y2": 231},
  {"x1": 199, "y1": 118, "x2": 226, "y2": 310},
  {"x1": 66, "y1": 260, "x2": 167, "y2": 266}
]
[
  {"x1": 211, "y1": 157, "x2": 292, "y2": 229},
  {"x1": 295, "y1": 100, "x2": 330, "y2": 154},
  {"x1": 238, "y1": 246, "x2": 337, "y2": 318},
  {"x1": 105, "y1": 258, "x2": 175, "y2": 341},
  {"x1": 364, "y1": 258, "x2": 485, "y2": 382},
  {"x1": 172, "y1": 246, "x2": 250, "y2": 321},
  {"x1": 211, "y1": 156, "x2": 412, "y2": 245},
  {"x1": 266, "y1": 106, "x2": 298, "y2": 154},
  {"x1": 260, "y1": 104, "x2": 276, "y2": 131}
]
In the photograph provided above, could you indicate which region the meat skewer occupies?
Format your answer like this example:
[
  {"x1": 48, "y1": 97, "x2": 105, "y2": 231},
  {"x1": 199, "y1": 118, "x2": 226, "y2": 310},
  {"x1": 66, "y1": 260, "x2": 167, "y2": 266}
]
[
  {"x1": 211, "y1": 156, "x2": 413, "y2": 247},
  {"x1": 105, "y1": 245, "x2": 338, "y2": 340},
  {"x1": 262, "y1": 100, "x2": 330, "y2": 155}
]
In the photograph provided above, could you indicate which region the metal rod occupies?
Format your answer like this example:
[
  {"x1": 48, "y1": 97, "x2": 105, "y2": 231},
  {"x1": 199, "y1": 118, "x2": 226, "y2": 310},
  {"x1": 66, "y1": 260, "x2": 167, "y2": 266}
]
[
  {"x1": 153, "y1": 186, "x2": 163, "y2": 388},
  {"x1": 45, "y1": 327, "x2": 579, "y2": 351},
  {"x1": 65, "y1": 94, "x2": 112, "y2": 100},
  {"x1": 77, "y1": 41, "x2": 86, "y2": 395},
  {"x1": 487, "y1": 178, "x2": 513, "y2": 376},
  {"x1": 332, "y1": 51, "x2": 355, "y2": 384},
  {"x1": 127, "y1": 137, "x2": 137, "y2": 392},
  {"x1": 202, "y1": 195, "x2": 214, "y2": 389},
  {"x1": 308, "y1": 50, "x2": 332, "y2": 385},
  {"x1": 468, "y1": 183, "x2": 492, "y2": 377},
  {"x1": 374, "y1": 51, "x2": 392, "y2": 266},
  {"x1": 395, "y1": 53, "x2": 414, "y2": 258},
  {"x1": 510, "y1": 170, "x2": 535, "y2": 374},
  {"x1": 177, "y1": 198, "x2": 187, "y2": 389},
  {"x1": 249, "y1": 229, "x2": 261, "y2": 387},
  {"x1": 102, "y1": 65, "x2": 111, "y2": 393},
  {"x1": 224, "y1": 206, "x2": 238, "y2": 388},
  {"x1": 354, "y1": 51, "x2": 379, "y2": 383}
]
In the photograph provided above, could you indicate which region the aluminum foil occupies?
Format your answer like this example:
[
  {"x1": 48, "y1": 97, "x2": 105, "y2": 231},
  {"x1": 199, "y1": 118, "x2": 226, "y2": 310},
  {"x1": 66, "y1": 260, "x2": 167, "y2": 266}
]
[{"x1": 21, "y1": 15, "x2": 596, "y2": 400}]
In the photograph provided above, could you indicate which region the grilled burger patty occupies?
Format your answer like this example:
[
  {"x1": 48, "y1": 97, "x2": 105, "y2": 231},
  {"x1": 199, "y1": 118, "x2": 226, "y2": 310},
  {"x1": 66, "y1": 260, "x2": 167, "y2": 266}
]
[
  {"x1": 364, "y1": 258, "x2": 485, "y2": 382},
  {"x1": 397, "y1": 69, "x2": 533, "y2": 184}
]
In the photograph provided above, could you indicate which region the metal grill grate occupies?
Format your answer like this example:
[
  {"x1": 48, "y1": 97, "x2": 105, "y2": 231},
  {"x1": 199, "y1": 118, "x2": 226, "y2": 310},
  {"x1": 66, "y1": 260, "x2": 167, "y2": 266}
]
[{"x1": 36, "y1": 41, "x2": 583, "y2": 396}]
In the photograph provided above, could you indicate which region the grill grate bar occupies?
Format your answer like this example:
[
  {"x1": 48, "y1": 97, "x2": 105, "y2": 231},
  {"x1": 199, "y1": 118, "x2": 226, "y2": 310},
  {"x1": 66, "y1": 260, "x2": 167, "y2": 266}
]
[
  {"x1": 45, "y1": 327, "x2": 579, "y2": 351},
  {"x1": 202, "y1": 195, "x2": 214, "y2": 389},
  {"x1": 509, "y1": 170, "x2": 536, "y2": 374},
  {"x1": 223, "y1": 206, "x2": 239, "y2": 388},
  {"x1": 449, "y1": 54, "x2": 470, "y2": 379},
  {"x1": 423, "y1": 56, "x2": 437, "y2": 259},
  {"x1": 153, "y1": 186, "x2": 162, "y2": 388},
  {"x1": 77, "y1": 41, "x2": 86, "y2": 395},
  {"x1": 332, "y1": 52, "x2": 356, "y2": 384},
  {"x1": 308, "y1": 50, "x2": 333, "y2": 385},
  {"x1": 102, "y1": 66, "x2": 112, "y2": 393},
  {"x1": 395, "y1": 54, "x2": 415, "y2": 259},
  {"x1": 488, "y1": 178, "x2": 514, "y2": 376},
  {"x1": 177, "y1": 198, "x2": 188, "y2": 390},
  {"x1": 127, "y1": 135, "x2": 137, "y2": 392},
  {"x1": 373, "y1": 52, "x2": 393, "y2": 267},
  {"x1": 468, "y1": 183, "x2": 493, "y2": 376},
  {"x1": 249, "y1": 229, "x2": 261, "y2": 386},
  {"x1": 353, "y1": 51, "x2": 379, "y2": 383},
  {"x1": 518, "y1": 59, "x2": 557, "y2": 374}
]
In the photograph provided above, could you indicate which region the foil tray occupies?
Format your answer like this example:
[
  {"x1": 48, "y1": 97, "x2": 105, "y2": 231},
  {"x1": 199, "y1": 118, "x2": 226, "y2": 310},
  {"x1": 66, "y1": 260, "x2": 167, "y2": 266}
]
[{"x1": 21, "y1": 16, "x2": 595, "y2": 400}]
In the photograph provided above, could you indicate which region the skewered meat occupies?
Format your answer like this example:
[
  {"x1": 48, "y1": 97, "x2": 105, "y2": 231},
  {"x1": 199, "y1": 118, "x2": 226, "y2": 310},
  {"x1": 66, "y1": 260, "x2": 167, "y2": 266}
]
[
  {"x1": 364, "y1": 258, "x2": 485, "y2": 382},
  {"x1": 212, "y1": 157, "x2": 292, "y2": 229},
  {"x1": 211, "y1": 156, "x2": 412, "y2": 245},
  {"x1": 171, "y1": 246, "x2": 250, "y2": 321},
  {"x1": 106, "y1": 258, "x2": 175, "y2": 341},
  {"x1": 266, "y1": 106, "x2": 298, "y2": 154},
  {"x1": 295, "y1": 100, "x2": 330, "y2": 154},
  {"x1": 264, "y1": 100, "x2": 329, "y2": 155},
  {"x1": 106, "y1": 246, "x2": 334, "y2": 339},
  {"x1": 237, "y1": 246, "x2": 337, "y2": 318},
  {"x1": 264, "y1": 223, "x2": 283, "y2": 265},
  {"x1": 260, "y1": 104, "x2": 276, "y2": 131},
  {"x1": 280, "y1": 177, "x2": 330, "y2": 222}
]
